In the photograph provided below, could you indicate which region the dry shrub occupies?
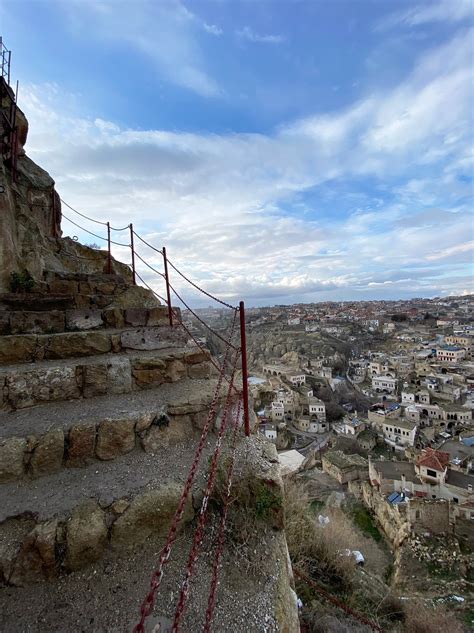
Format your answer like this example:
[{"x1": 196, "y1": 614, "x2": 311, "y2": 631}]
[
  {"x1": 403, "y1": 600, "x2": 465, "y2": 633},
  {"x1": 283, "y1": 477, "x2": 355, "y2": 590}
]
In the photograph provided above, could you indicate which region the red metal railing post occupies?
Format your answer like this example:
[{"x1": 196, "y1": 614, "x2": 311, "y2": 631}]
[
  {"x1": 162, "y1": 246, "x2": 173, "y2": 327},
  {"x1": 239, "y1": 300, "x2": 250, "y2": 436},
  {"x1": 106, "y1": 222, "x2": 112, "y2": 274},
  {"x1": 129, "y1": 223, "x2": 136, "y2": 285}
]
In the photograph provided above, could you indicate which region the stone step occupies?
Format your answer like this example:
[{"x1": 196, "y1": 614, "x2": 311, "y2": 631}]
[
  {"x1": 0, "y1": 346, "x2": 213, "y2": 411},
  {"x1": 0, "y1": 304, "x2": 174, "y2": 335},
  {"x1": 0, "y1": 438, "x2": 208, "y2": 586},
  {"x1": 0, "y1": 514, "x2": 295, "y2": 632},
  {"x1": 0, "y1": 437, "x2": 296, "y2": 633},
  {"x1": 0, "y1": 378, "x2": 218, "y2": 482},
  {"x1": 0, "y1": 324, "x2": 185, "y2": 364}
]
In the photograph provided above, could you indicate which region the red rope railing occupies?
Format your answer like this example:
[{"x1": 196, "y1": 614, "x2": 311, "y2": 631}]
[{"x1": 133, "y1": 313, "x2": 238, "y2": 633}]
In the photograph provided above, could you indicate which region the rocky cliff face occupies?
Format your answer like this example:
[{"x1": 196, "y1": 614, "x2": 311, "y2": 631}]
[{"x1": 0, "y1": 79, "x2": 131, "y2": 293}]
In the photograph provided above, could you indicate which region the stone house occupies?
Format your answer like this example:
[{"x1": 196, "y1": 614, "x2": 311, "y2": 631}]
[
  {"x1": 436, "y1": 346, "x2": 466, "y2": 363},
  {"x1": 322, "y1": 451, "x2": 368, "y2": 484},
  {"x1": 382, "y1": 418, "x2": 417, "y2": 450},
  {"x1": 372, "y1": 375, "x2": 397, "y2": 394},
  {"x1": 369, "y1": 458, "x2": 474, "y2": 504}
]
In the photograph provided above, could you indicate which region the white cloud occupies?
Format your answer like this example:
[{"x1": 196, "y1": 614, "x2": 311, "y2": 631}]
[
  {"x1": 61, "y1": 0, "x2": 221, "y2": 97},
  {"x1": 18, "y1": 28, "x2": 474, "y2": 304},
  {"x1": 236, "y1": 26, "x2": 285, "y2": 44},
  {"x1": 376, "y1": 0, "x2": 473, "y2": 30}
]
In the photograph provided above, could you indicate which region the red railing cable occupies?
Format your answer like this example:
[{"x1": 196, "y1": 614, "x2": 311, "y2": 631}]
[
  {"x1": 134, "y1": 251, "x2": 166, "y2": 278},
  {"x1": 172, "y1": 355, "x2": 240, "y2": 631},
  {"x1": 134, "y1": 271, "x2": 168, "y2": 305},
  {"x1": 294, "y1": 568, "x2": 385, "y2": 633},
  {"x1": 60, "y1": 198, "x2": 108, "y2": 226},
  {"x1": 168, "y1": 281, "x2": 239, "y2": 351},
  {"x1": 61, "y1": 213, "x2": 129, "y2": 247},
  {"x1": 132, "y1": 312, "x2": 238, "y2": 633},
  {"x1": 203, "y1": 398, "x2": 242, "y2": 632},
  {"x1": 166, "y1": 257, "x2": 237, "y2": 310},
  {"x1": 132, "y1": 230, "x2": 164, "y2": 256}
]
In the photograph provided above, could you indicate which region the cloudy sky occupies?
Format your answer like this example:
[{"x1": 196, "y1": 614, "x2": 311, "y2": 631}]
[{"x1": 1, "y1": 0, "x2": 473, "y2": 306}]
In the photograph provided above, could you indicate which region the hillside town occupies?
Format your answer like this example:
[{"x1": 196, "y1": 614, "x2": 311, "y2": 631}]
[{"x1": 189, "y1": 293, "x2": 474, "y2": 624}]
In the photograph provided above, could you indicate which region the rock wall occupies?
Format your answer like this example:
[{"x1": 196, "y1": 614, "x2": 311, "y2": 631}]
[
  {"x1": 349, "y1": 480, "x2": 411, "y2": 547},
  {"x1": 0, "y1": 91, "x2": 130, "y2": 292}
]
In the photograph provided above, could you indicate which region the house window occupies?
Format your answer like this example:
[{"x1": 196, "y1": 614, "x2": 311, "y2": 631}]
[
  {"x1": 453, "y1": 497, "x2": 458, "y2": 504},
  {"x1": 427, "y1": 469, "x2": 437, "y2": 478}
]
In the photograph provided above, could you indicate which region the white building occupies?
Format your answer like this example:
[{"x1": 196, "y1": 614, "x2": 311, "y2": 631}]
[
  {"x1": 372, "y1": 375, "x2": 397, "y2": 394},
  {"x1": 436, "y1": 346, "x2": 466, "y2": 363},
  {"x1": 308, "y1": 397, "x2": 326, "y2": 420},
  {"x1": 288, "y1": 373, "x2": 306, "y2": 387},
  {"x1": 382, "y1": 418, "x2": 417, "y2": 450}
]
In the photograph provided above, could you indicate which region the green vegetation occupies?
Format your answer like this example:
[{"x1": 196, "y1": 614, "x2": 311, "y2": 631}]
[
  {"x1": 254, "y1": 481, "x2": 282, "y2": 520},
  {"x1": 9, "y1": 269, "x2": 34, "y2": 293},
  {"x1": 350, "y1": 504, "x2": 382, "y2": 542},
  {"x1": 309, "y1": 499, "x2": 324, "y2": 513}
]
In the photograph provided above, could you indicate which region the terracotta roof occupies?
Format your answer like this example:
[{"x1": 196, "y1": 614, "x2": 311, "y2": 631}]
[{"x1": 416, "y1": 448, "x2": 449, "y2": 472}]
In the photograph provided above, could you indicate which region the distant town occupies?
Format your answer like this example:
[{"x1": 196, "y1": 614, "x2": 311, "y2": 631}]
[{"x1": 186, "y1": 293, "x2": 474, "y2": 614}]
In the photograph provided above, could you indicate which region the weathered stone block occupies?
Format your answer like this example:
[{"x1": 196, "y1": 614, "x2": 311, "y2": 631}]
[
  {"x1": 166, "y1": 359, "x2": 186, "y2": 382},
  {"x1": 46, "y1": 331, "x2": 112, "y2": 359},
  {"x1": 29, "y1": 430, "x2": 64, "y2": 477},
  {"x1": 188, "y1": 362, "x2": 211, "y2": 380},
  {"x1": 79, "y1": 282, "x2": 93, "y2": 295},
  {"x1": 124, "y1": 308, "x2": 148, "y2": 327},
  {"x1": 102, "y1": 307, "x2": 125, "y2": 329},
  {"x1": 120, "y1": 328, "x2": 166, "y2": 351},
  {"x1": 141, "y1": 417, "x2": 187, "y2": 453},
  {"x1": 65, "y1": 501, "x2": 108, "y2": 570},
  {"x1": 0, "y1": 437, "x2": 26, "y2": 482},
  {"x1": 107, "y1": 357, "x2": 132, "y2": 394},
  {"x1": 0, "y1": 335, "x2": 37, "y2": 363},
  {"x1": 82, "y1": 364, "x2": 108, "y2": 398},
  {"x1": 9, "y1": 311, "x2": 65, "y2": 335},
  {"x1": 9, "y1": 520, "x2": 58, "y2": 585},
  {"x1": 183, "y1": 348, "x2": 210, "y2": 365},
  {"x1": 95, "y1": 281, "x2": 116, "y2": 295},
  {"x1": 132, "y1": 357, "x2": 167, "y2": 388},
  {"x1": 146, "y1": 307, "x2": 169, "y2": 326},
  {"x1": 96, "y1": 418, "x2": 135, "y2": 460},
  {"x1": 65, "y1": 309, "x2": 104, "y2": 331},
  {"x1": 134, "y1": 411, "x2": 157, "y2": 433},
  {"x1": 111, "y1": 484, "x2": 193, "y2": 550},
  {"x1": 6, "y1": 367, "x2": 81, "y2": 409},
  {"x1": 67, "y1": 424, "x2": 96, "y2": 467},
  {"x1": 48, "y1": 279, "x2": 78, "y2": 295}
]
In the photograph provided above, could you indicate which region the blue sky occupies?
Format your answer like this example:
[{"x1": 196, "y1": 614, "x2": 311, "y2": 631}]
[{"x1": 1, "y1": 0, "x2": 473, "y2": 306}]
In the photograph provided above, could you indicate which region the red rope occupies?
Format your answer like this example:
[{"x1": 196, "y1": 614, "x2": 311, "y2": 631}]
[
  {"x1": 132, "y1": 230, "x2": 164, "y2": 256},
  {"x1": 171, "y1": 356, "x2": 240, "y2": 631},
  {"x1": 203, "y1": 399, "x2": 242, "y2": 632},
  {"x1": 132, "y1": 312, "x2": 238, "y2": 633},
  {"x1": 294, "y1": 568, "x2": 385, "y2": 633},
  {"x1": 167, "y1": 257, "x2": 237, "y2": 310},
  {"x1": 168, "y1": 281, "x2": 239, "y2": 351},
  {"x1": 134, "y1": 251, "x2": 166, "y2": 278},
  {"x1": 134, "y1": 271, "x2": 168, "y2": 304}
]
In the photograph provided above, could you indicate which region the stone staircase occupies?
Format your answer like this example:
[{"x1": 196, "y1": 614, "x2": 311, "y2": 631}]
[
  {"x1": 0, "y1": 271, "x2": 299, "y2": 632},
  {"x1": 0, "y1": 272, "x2": 220, "y2": 587}
]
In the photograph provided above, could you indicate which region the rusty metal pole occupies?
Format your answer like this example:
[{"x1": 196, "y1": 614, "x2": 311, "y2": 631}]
[
  {"x1": 106, "y1": 222, "x2": 112, "y2": 274},
  {"x1": 162, "y1": 246, "x2": 173, "y2": 327},
  {"x1": 129, "y1": 224, "x2": 136, "y2": 285},
  {"x1": 239, "y1": 301, "x2": 250, "y2": 436}
]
